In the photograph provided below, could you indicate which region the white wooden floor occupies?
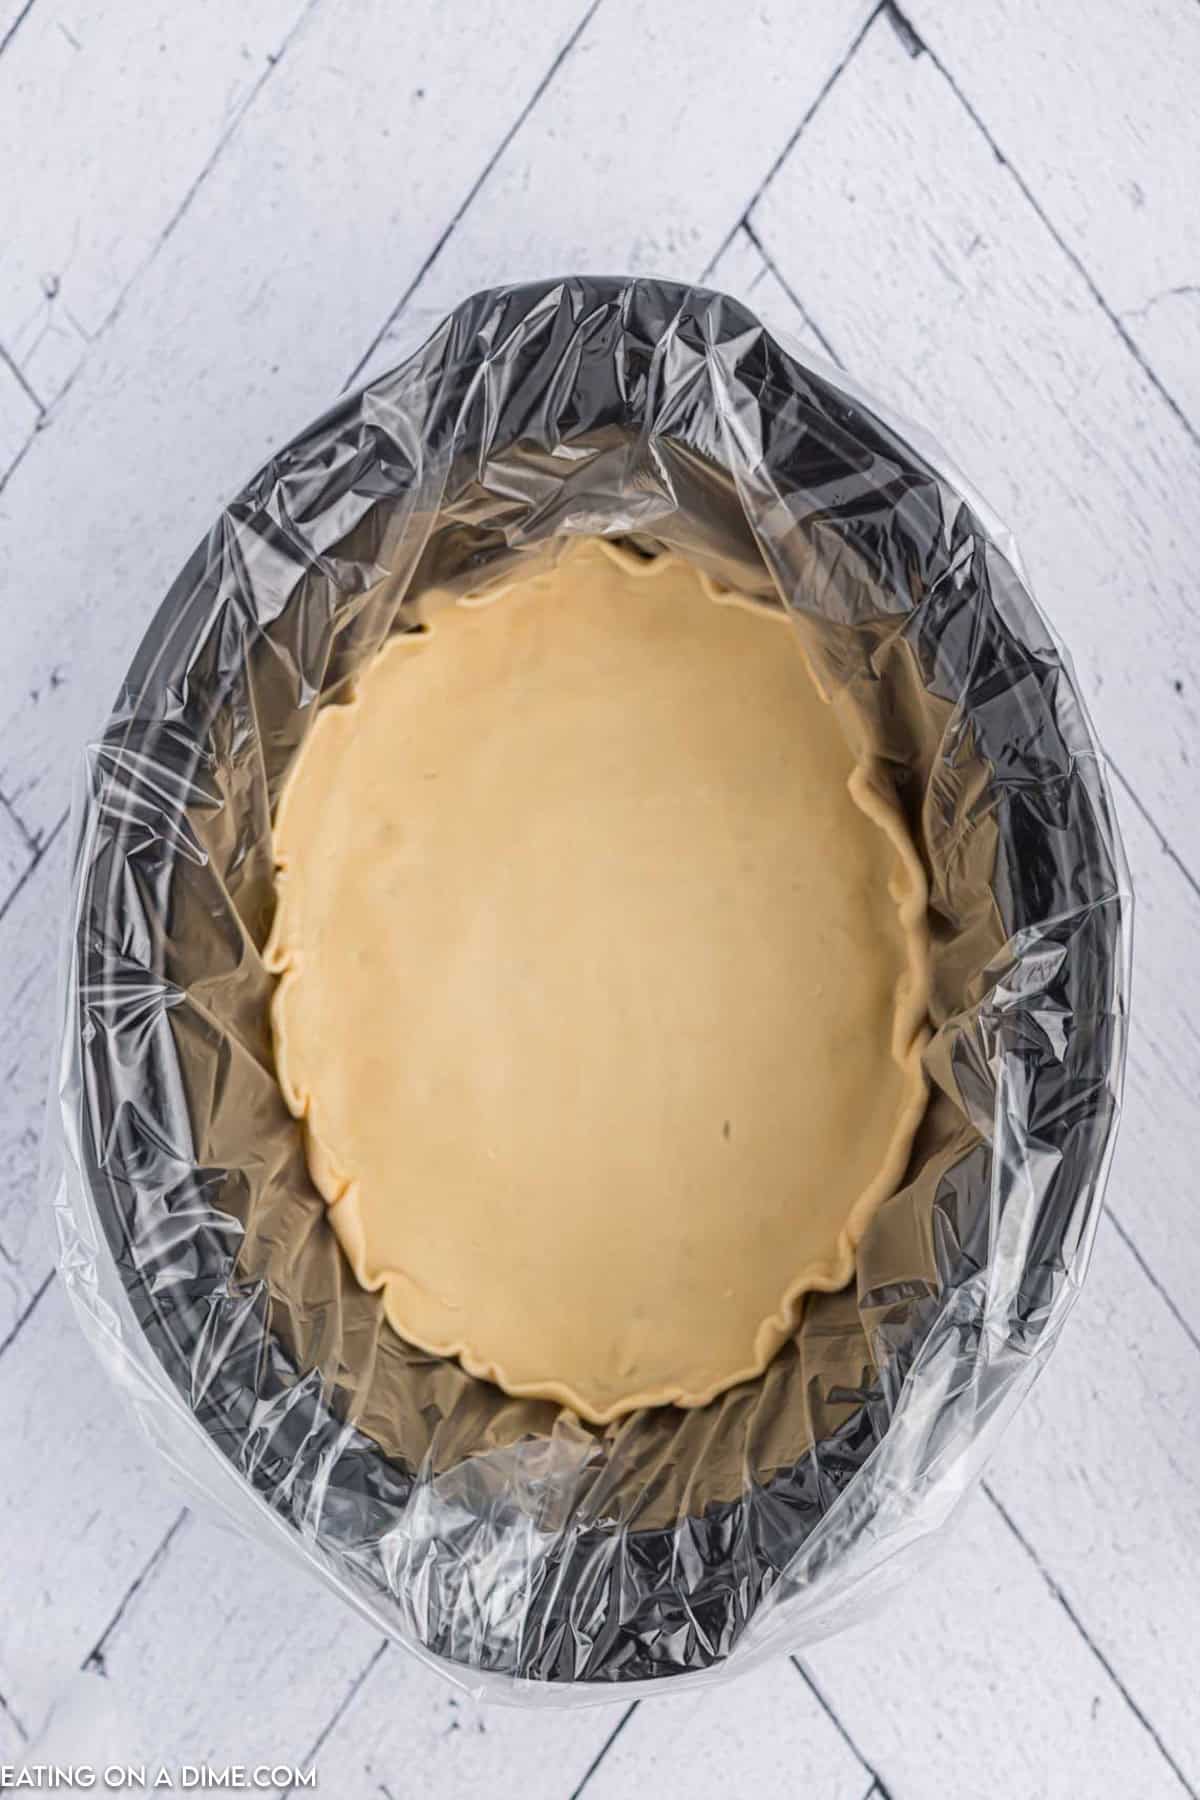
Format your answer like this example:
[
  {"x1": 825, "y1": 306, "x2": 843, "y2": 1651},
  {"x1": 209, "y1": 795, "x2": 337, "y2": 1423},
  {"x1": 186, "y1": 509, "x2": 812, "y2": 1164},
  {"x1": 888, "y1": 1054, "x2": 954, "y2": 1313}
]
[{"x1": 2, "y1": 3, "x2": 1199, "y2": 1795}]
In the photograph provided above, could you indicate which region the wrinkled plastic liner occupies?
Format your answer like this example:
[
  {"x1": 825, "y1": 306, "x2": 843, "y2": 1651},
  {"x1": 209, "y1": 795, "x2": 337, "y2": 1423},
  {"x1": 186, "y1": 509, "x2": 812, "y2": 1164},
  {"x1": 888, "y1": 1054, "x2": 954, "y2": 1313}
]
[{"x1": 51, "y1": 278, "x2": 1130, "y2": 1700}]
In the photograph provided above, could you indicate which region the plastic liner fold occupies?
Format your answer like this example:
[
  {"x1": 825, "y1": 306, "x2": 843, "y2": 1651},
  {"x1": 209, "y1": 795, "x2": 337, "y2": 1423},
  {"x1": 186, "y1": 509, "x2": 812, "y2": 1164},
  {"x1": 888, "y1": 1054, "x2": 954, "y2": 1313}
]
[{"x1": 49, "y1": 277, "x2": 1130, "y2": 1700}]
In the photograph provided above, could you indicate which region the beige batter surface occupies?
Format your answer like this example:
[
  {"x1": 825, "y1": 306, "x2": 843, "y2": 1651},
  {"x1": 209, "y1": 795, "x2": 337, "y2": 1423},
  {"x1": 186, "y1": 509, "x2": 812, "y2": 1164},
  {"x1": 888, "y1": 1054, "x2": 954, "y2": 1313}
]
[{"x1": 266, "y1": 540, "x2": 929, "y2": 1424}]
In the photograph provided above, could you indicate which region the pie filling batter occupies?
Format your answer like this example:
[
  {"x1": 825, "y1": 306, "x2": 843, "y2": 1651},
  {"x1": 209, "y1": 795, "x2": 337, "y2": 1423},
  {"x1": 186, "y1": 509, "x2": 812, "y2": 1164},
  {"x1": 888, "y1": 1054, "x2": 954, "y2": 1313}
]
[{"x1": 266, "y1": 540, "x2": 930, "y2": 1425}]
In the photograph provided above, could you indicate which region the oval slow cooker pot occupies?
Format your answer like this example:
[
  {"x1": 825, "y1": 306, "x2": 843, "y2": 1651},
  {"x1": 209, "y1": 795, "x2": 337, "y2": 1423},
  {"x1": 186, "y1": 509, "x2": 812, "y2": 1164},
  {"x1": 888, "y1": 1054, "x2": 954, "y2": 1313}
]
[{"x1": 62, "y1": 277, "x2": 1129, "y2": 1691}]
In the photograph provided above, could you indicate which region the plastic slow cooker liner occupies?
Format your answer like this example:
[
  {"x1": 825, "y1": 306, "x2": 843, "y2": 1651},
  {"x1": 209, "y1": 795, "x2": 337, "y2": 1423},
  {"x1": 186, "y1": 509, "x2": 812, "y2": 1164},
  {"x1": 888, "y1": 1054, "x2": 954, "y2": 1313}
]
[{"x1": 49, "y1": 277, "x2": 1130, "y2": 1699}]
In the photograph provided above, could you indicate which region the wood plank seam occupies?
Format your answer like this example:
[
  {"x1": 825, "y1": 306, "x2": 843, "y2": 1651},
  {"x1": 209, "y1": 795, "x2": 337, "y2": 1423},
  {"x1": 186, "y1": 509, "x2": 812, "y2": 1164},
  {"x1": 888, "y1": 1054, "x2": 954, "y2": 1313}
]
[
  {"x1": 700, "y1": 1, "x2": 886, "y2": 286},
  {"x1": 0, "y1": 1267, "x2": 52, "y2": 1364},
  {"x1": 345, "y1": 0, "x2": 606, "y2": 393},
  {"x1": 1106, "y1": 753, "x2": 1200, "y2": 911},
  {"x1": 0, "y1": 1685, "x2": 27, "y2": 1743},
  {"x1": 792, "y1": 1659, "x2": 894, "y2": 1799},
  {"x1": 566, "y1": 1700, "x2": 639, "y2": 1800},
  {"x1": 0, "y1": 342, "x2": 44, "y2": 417},
  {"x1": 0, "y1": 0, "x2": 35, "y2": 62},
  {"x1": 275, "y1": 1639, "x2": 389, "y2": 1799},
  {"x1": 0, "y1": 423, "x2": 37, "y2": 498},
  {"x1": 884, "y1": 0, "x2": 1200, "y2": 455},
  {"x1": 0, "y1": 807, "x2": 66, "y2": 927},
  {"x1": 740, "y1": 221, "x2": 841, "y2": 365},
  {"x1": 78, "y1": 0, "x2": 328, "y2": 382},
  {"x1": 1105, "y1": 1209, "x2": 1200, "y2": 1362},
  {"x1": 81, "y1": 1508, "x2": 191, "y2": 1677},
  {"x1": 0, "y1": 0, "x2": 594, "y2": 472},
  {"x1": 0, "y1": 788, "x2": 39, "y2": 859},
  {"x1": 983, "y1": 1481, "x2": 1199, "y2": 1800}
]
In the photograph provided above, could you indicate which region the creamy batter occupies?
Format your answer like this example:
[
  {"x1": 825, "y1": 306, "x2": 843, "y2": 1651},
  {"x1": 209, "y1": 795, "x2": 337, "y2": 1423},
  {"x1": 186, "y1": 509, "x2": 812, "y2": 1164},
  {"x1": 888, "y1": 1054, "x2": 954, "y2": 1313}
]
[{"x1": 266, "y1": 540, "x2": 929, "y2": 1424}]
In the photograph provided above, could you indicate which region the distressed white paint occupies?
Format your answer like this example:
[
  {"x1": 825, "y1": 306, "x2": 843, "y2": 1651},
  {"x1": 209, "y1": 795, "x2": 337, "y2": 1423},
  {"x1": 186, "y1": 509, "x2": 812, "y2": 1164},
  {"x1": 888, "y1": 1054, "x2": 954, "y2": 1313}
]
[
  {"x1": 906, "y1": 0, "x2": 1200, "y2": 439},
  {"x1": 1102, "y1": 787, "x2": 1200, "y2": 1336},
  {"x1": 69, "y1": 1512, "x2": 381, "y2": 1780},
  {"x1": 353, "y1": 0, "x2": 874, "y2": 382},
  {"x1": 300, "y1": 1648, "x2": 625, "y2": 1800},
  {"x1": 752, "y1": 15, "x2": 1200, "y2": 878},
  {"x1": 584, "y1": 1660, "x2": 869, "y2": 1800},
  {"x1": 16, "y1": 1668, "x2": 151, "y2": 1788},
  {"x1": 0, "y1": 0, "x2": 312, "y2": 405},
  {"x1": 805, "y1": 1483, "x2": 1191, "y2": 1800},
  {"x1": 986, "y1": 1210, "x2": 1200, "y2": 1789},
  {"x1": 0, "y1": 1279, "x2": 181, "y2": 1734},
  {"x1": 1, "y1": 2, "x2": 1199, "y2": 1795}
]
